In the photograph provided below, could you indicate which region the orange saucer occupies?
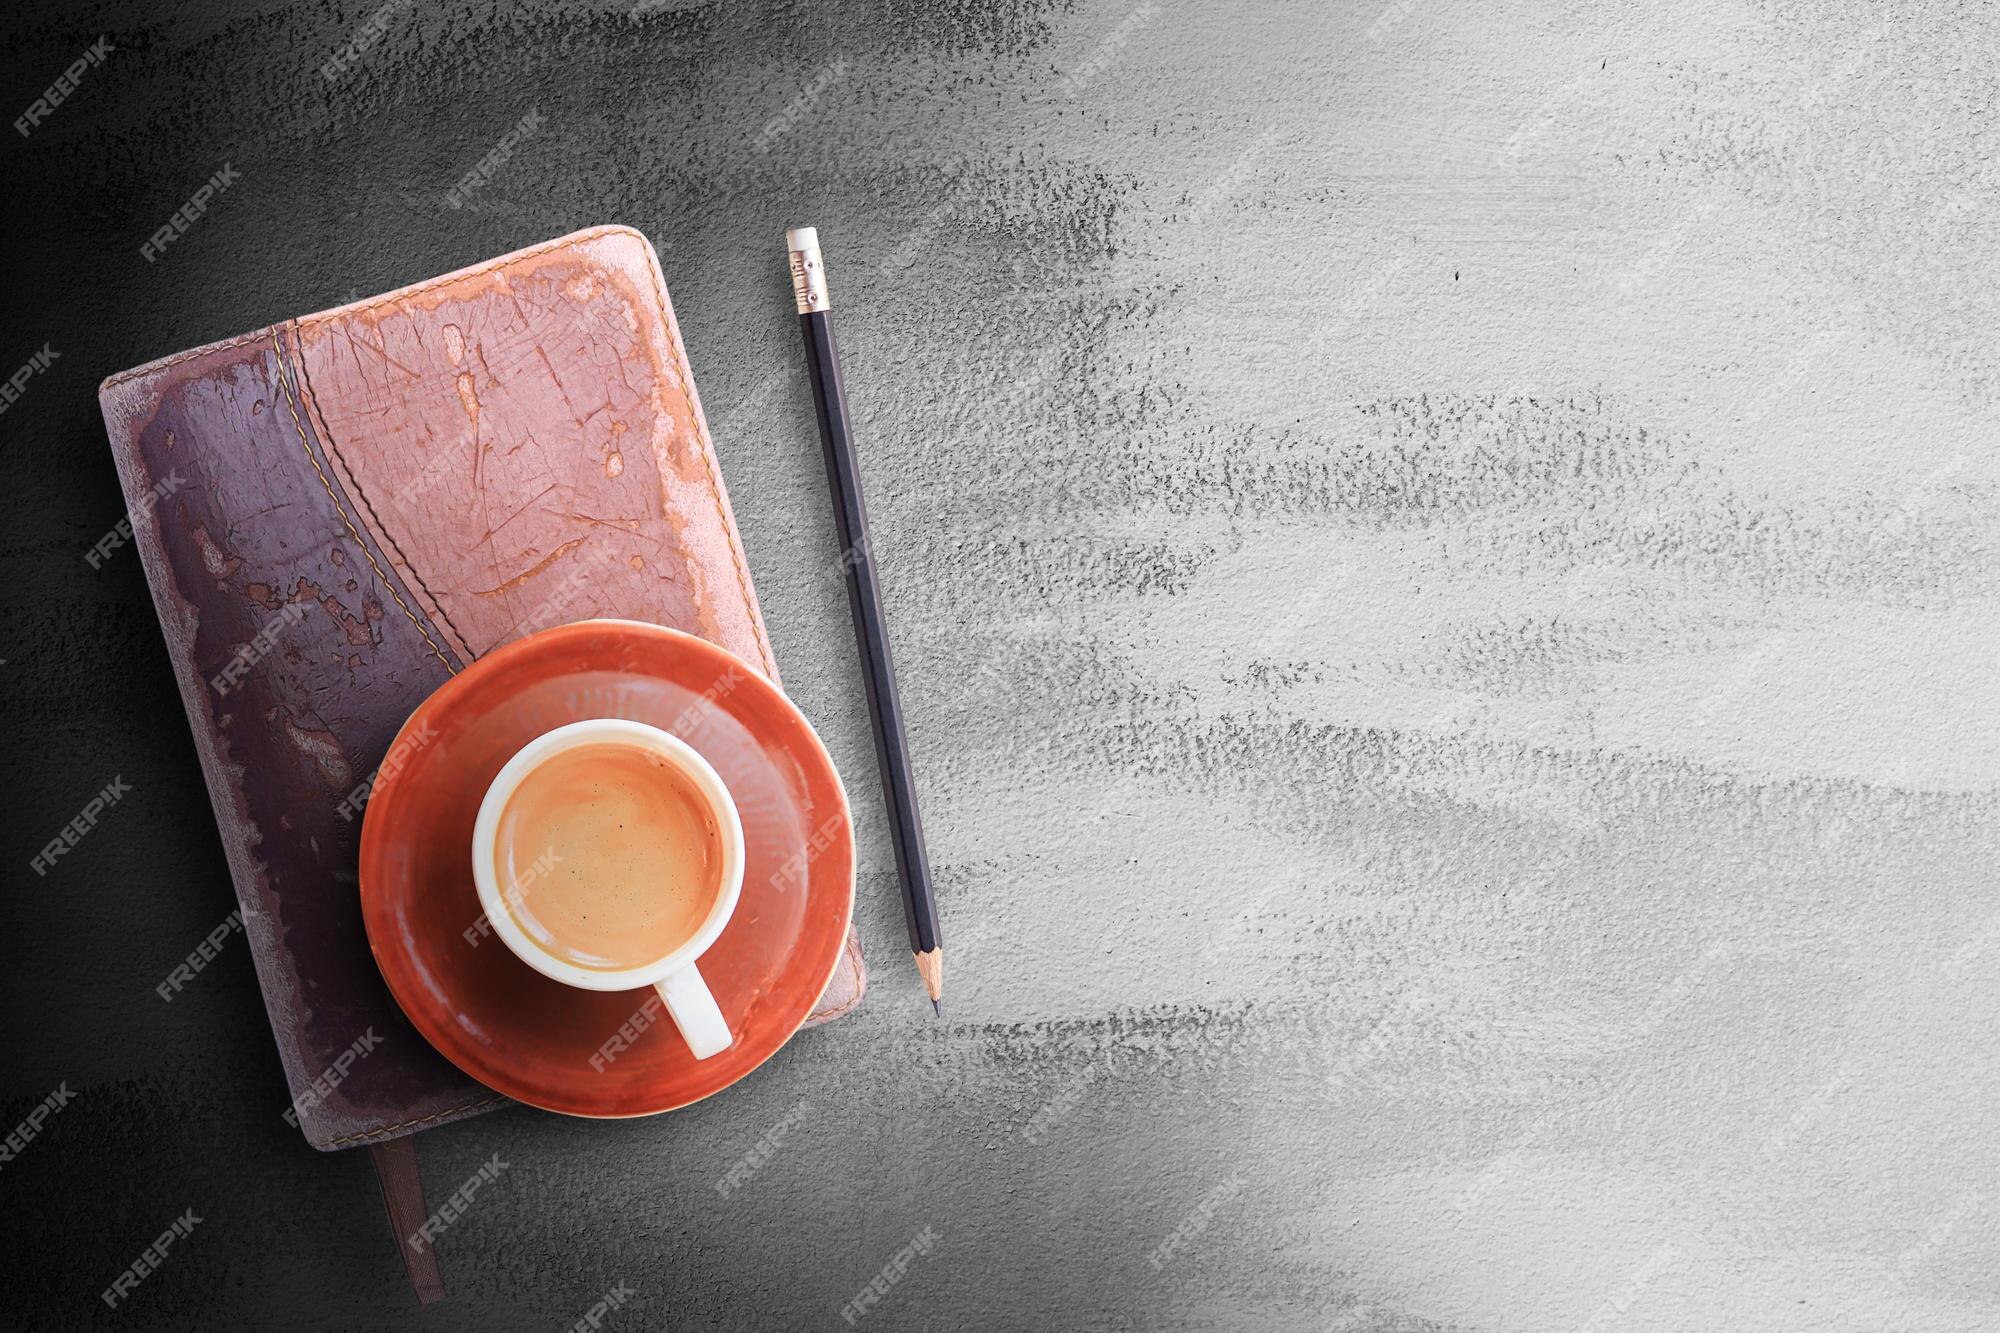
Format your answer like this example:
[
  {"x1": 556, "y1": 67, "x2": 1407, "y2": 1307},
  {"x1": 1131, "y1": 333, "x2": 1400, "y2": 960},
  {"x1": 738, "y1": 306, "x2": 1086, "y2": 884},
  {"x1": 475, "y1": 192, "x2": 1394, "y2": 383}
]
[{"x1": 359, "y1": 620, "x2": 854, "y2": 1117}]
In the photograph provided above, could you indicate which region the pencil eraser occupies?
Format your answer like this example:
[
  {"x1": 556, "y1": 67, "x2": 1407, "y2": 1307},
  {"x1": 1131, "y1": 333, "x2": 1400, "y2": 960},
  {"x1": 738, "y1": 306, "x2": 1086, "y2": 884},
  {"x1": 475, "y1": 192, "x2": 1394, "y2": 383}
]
[{"x1": 786, "y1": 226, "x2": 819, "y2": 253}]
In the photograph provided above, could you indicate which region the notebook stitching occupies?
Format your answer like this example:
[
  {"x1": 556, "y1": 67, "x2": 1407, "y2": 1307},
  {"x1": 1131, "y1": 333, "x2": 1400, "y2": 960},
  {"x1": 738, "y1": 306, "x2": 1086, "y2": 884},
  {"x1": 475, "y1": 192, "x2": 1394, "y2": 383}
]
[
  {"x1": 101, "y1": 324, "x2": 274, "y2": 390},
  {"x1": 293, "y1": 225, "x2": 632, "y2": 335},
  {"x1": 628, "y1": 243, "x2": 779, "y2": 679},
  {"x1": 267, "y1": 328, "x2": 455, "y2": 672},
  {"x1": 287, "y1": 325, "x2": 475, "y2": 660},
  {"x1": 322, "y1": 1095, "x2": 512, "y2": 1147},
  {"x1": 101, "y1": 226, "x2": 635, "y2": 392},
  {"x1": 689, "y1": 394, "x2": 776, "y2": 679}
]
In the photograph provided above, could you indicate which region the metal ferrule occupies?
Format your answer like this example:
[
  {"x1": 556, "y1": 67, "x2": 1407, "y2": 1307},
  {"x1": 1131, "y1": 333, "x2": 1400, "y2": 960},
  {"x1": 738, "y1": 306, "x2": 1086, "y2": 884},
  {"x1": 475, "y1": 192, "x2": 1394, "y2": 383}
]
[{"x1": 787, "y1": 226, "x2": 830, "y2": 314}]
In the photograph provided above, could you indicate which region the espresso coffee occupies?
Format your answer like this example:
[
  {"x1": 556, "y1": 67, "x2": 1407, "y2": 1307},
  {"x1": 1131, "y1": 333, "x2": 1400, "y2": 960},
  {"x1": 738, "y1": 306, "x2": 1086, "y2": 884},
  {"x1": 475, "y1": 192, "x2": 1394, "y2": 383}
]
[{"x1": 494, "y1": 741, "x2": 724, "y2": 971}]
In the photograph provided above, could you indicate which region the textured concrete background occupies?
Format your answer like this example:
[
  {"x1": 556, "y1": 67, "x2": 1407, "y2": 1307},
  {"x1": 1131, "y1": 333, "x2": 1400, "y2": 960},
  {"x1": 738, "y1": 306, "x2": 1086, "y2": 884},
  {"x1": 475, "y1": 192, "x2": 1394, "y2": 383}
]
[{"x1": 4, "y1": 0, "x2": 1998, "y2": 1328}]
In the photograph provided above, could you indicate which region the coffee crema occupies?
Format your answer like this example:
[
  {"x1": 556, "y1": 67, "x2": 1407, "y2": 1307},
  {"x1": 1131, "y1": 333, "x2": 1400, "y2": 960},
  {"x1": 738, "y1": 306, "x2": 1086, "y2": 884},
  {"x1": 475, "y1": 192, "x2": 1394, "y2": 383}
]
[{"x1": 495, "y1": 742, "x2": 724, "y2": 971}]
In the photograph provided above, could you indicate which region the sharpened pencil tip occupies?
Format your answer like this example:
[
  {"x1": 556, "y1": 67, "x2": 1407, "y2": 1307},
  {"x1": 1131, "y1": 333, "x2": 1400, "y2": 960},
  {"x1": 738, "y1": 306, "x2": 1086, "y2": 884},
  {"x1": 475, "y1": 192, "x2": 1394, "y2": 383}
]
[{"x1": 932, "y1": 998, "x2": 943, "y2": 1019}]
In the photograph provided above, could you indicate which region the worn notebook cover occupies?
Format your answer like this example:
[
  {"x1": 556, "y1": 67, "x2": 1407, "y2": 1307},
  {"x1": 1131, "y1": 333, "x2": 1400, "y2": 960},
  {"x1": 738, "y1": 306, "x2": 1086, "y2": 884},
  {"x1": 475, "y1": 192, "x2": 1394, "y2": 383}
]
[{"x1": 98, "y1": 225, "x2": 866, "y2": 1152}]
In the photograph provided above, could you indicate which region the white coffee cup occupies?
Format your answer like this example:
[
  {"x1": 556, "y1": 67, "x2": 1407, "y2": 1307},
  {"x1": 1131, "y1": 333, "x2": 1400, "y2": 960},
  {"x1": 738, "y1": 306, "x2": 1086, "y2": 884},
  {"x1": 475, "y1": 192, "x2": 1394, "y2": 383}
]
[{"x1": 471, "y1": 718, "x2": 745, "y2": 1060}]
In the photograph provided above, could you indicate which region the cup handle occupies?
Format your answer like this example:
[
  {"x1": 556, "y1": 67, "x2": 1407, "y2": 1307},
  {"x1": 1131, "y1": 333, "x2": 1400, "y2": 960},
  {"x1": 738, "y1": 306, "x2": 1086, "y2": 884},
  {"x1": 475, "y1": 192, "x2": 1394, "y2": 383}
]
[{"x1": 654, "y1": 965, "x2": 733, "y2": 1060}]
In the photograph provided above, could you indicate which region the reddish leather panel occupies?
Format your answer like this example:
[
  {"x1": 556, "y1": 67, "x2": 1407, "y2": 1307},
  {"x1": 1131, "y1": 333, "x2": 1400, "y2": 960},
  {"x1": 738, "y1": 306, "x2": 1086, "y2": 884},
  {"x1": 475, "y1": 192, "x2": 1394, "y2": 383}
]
[{"x1": 290, "y1": 228, "x2": 771, "y2": 670}]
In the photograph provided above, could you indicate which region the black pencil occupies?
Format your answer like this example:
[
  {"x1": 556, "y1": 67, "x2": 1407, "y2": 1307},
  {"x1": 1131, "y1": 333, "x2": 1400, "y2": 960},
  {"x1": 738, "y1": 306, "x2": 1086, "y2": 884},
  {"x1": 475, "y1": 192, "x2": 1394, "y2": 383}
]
[{"x1": 787, "y1": 226, "x2": 944, "y2": 1017}]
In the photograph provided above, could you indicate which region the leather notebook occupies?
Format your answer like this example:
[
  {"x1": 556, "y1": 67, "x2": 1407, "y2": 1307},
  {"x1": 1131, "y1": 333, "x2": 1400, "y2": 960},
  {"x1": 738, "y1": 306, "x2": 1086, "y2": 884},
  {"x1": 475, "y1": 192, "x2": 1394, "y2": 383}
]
[{"x1": 97, "y1": 225, "x2": 865, "y2": 1296}]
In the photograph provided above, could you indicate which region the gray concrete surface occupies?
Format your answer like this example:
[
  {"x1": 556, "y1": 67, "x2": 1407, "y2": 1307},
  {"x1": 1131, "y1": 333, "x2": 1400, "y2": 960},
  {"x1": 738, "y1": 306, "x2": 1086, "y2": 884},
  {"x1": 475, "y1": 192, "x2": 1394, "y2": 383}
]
[{"x1": 5, "y1": 0, "x2": 1998, "y2": 1328}]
